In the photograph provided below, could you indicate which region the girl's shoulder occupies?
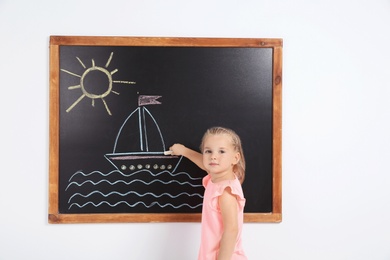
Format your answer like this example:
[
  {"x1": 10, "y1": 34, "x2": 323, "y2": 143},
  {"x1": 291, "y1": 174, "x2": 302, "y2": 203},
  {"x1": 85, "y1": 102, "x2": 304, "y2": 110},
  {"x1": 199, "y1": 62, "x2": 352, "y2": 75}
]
[{"x1": 203, "y1": 175, "x2": 246, "y2": 209}]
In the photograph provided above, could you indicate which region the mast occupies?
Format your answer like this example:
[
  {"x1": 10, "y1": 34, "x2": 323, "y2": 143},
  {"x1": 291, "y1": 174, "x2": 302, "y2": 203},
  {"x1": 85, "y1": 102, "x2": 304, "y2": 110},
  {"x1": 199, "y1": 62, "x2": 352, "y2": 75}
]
[{"x1": 138, "y1": 95, "x2": 162, "y2": 153}]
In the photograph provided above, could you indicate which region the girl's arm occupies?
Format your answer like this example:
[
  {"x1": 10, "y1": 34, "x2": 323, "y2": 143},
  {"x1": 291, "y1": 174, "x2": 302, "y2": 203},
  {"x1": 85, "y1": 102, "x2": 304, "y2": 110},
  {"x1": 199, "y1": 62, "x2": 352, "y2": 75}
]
[
  {"x1": 169, "y1": 144, "x2": 205, "y2": 171},
  {"x1": 217, "y1": 187, "x2": 239, "y2": 260}
]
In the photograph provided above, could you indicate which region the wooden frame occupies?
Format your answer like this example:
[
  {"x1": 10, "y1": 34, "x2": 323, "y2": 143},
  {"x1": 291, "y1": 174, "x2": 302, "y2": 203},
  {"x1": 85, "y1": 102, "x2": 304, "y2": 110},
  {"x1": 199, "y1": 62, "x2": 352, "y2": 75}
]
[{"x1": 49, "y1": 36, "x2": 282, "y2": 223}]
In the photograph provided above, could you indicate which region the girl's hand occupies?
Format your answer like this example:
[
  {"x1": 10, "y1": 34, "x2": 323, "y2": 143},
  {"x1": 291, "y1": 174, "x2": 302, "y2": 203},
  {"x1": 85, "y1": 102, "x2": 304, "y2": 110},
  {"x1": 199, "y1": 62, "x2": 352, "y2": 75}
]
[
  {"x1": 169, "y1": 144, "x2": 187, "y2": 156},
  {"x1": 168, "y1": 144, "x2": 205, "y2": 171}
]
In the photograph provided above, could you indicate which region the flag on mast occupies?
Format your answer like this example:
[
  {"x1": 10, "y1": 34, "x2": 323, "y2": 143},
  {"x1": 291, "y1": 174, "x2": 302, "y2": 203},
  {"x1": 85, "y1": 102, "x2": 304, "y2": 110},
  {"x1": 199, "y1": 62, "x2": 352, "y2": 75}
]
[{"x1": 138, "y1": 95, "x2": 162, "y2": 106}]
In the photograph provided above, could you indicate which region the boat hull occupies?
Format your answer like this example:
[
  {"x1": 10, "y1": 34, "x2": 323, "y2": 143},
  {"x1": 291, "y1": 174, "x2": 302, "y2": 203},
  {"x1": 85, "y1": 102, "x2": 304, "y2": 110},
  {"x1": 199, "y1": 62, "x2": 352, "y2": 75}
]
[{"x1": 104, "y1": 153, "x2": 182, "y2": 173}]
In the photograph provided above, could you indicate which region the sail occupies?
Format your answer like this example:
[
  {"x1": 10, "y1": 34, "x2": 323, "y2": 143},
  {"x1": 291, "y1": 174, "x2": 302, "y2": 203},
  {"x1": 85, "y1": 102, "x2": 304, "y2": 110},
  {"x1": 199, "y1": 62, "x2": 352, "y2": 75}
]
[{"x1": 112, "y1": 107, "x2": 166, "y2": 154}]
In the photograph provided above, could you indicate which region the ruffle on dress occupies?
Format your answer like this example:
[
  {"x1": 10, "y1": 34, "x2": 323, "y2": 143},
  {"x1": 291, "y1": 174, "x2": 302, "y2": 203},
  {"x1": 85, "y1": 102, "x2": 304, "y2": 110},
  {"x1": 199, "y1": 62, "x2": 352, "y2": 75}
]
[{"x1": 203, "y1": 175, "x2": 246, "y2": 212}]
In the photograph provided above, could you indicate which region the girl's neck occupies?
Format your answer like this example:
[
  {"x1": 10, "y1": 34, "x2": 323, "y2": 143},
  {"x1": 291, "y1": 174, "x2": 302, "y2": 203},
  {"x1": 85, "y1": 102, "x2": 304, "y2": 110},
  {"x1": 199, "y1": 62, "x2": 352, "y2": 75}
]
[{"x1": 210, "y1": 171, "x2": 235, "y2": 183}]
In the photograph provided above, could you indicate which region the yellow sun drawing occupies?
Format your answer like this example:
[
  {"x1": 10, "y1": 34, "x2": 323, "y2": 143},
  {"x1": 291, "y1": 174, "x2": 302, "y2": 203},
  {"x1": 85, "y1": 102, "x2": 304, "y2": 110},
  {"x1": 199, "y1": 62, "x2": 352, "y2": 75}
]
[{"x1": 61, "y1": 52, "x2": 136, "y2": 115}]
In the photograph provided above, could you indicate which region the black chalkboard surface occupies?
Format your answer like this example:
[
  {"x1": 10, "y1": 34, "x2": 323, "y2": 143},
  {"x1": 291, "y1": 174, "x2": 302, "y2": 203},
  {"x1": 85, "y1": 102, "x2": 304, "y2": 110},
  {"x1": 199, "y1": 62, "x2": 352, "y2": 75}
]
[{"x1": 49, "y1": 36, "x2": 282, "y2": 223}]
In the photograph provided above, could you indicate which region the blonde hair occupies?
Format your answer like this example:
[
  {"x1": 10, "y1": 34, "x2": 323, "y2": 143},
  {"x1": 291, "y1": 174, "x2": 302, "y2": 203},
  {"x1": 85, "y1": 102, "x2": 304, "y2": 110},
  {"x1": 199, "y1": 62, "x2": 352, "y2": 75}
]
[{"x1": 200, "y1": 126, "x2": 246, "y2": 184}]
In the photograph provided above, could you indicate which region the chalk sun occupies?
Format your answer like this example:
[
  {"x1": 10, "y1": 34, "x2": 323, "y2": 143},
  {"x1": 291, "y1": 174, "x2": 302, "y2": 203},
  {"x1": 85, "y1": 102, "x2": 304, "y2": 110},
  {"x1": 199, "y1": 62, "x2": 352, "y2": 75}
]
[{"x1": 61, "y1": 52, "x2": 136, "y2": 115}]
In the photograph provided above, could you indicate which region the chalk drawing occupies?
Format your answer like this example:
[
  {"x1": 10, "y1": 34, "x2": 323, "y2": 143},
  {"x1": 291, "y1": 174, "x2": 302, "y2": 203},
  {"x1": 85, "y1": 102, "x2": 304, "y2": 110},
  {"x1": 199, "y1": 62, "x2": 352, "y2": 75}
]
[
  {"x1": 61, "y1": 52, "x2": 136, "y2": 115},
  {"x1": 65, "y1": 95, "x2": 204, "y2": 211}
]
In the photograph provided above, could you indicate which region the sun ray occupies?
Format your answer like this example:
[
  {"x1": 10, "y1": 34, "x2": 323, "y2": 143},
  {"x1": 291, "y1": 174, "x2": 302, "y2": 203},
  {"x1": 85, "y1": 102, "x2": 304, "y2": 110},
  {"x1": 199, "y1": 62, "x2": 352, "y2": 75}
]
[
  {"x1": 66, "y1": 94, "x2": 86, "y2": 113},
  {"x1": 113, "y1": 80, "x2": 136, "y2": 84},
  {"x1": 110, "y1": 69, "x2": 118, "y2": 75},
  {"x1": 61, "y1": 69, "x2": 81, "y2": 78},
  {"x1": 105, "y1": 52, "x2": 114, "y2": 68},
  {"x1": 101, "y1": 98, "x2": 112, "y2": 115},
  {"x1": 92, "y1": 59, "x2": 95, "y2": 67},
  {"x1": 76, "y1": 57, "x2": 86, "y2": 69},
  {"x1": 68, "y1": 85, "x2": 81, "y2": 90},
  {"x1": 112, "y1": 90, "x2": 120, "y2": 95},
  {"x1": 92, "y1": 99, "x2": 95, "y2": 107}
]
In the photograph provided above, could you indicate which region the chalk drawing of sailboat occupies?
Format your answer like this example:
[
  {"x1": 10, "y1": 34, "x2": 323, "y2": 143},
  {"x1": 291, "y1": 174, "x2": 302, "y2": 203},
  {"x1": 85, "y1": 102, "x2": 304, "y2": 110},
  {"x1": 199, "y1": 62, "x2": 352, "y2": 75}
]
[{"x1": 104, "y1": 95, "x2": 181, "y2": 173}]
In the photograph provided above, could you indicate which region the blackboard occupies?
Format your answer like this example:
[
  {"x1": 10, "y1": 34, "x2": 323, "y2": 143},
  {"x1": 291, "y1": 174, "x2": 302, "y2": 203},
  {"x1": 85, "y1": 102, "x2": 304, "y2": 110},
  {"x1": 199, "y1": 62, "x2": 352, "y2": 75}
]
[{"x1": 49, "y1": 36, "x2": 282, "y2": 223}]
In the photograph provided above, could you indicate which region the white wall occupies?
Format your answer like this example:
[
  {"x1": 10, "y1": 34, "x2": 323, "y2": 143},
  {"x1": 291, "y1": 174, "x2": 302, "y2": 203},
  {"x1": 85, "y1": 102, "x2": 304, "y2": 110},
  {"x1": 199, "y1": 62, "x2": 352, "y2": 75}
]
[{"x1": 1, "y1": 0, "x2": 390, "y2": 259}]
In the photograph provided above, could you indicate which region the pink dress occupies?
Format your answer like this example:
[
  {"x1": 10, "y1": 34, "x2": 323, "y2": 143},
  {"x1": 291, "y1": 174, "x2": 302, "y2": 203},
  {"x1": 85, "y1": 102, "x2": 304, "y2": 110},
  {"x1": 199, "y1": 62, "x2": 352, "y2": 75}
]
[{"x1": 198, "y1": 175, "x2": 247, "y2": 260}]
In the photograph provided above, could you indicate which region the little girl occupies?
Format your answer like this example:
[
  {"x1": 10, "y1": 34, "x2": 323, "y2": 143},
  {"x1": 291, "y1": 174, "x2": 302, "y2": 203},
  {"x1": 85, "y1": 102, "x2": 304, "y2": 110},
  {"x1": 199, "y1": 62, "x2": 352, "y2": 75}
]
[{"x1": 169, "y1": 127, "x2": 247, "y2": 260}]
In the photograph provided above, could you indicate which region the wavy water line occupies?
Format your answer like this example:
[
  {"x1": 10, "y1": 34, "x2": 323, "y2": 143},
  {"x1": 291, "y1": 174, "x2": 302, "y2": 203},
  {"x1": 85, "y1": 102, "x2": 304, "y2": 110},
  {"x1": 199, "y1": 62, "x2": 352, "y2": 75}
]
[
  {"x1": 69, "y1": 200, "x2": 202, "y2": 209},
  {"x1": 68, "y1": 190, "x2": 203, "y2": 203},
  {"x1": 68, "y1": 169, "x2": 121, "y2": 182},
  {"x1": 69, "y1": 168, "x2": 201, "y2": 182},
  {"x1": 65, "y1": 178, "x2": 203, "y2": 191}
]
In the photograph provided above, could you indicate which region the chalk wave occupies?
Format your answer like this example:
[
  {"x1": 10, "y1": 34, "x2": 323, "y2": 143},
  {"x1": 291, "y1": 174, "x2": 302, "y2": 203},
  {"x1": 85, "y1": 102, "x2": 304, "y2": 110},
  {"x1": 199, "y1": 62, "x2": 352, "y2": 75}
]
[
  {"x1": 68, "y1": 190, "x2": 203, "y2": 203},
  {"x1": 69, "y1": 200, "x2": 203, "y2": 209},
  {"x1": 66, "y1": 178, "x2": 203, "y2": 191},
  {"x1": 68, "y1": 168, "x2": 202, "y2": 182}
]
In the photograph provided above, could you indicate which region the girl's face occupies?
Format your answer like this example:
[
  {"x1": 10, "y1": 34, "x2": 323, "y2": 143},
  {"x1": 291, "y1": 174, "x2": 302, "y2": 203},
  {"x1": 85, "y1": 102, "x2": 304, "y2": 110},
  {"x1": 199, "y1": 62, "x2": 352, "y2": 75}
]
[{"x1": 202, "y1": 133, "x2": 240, "y2": 180}]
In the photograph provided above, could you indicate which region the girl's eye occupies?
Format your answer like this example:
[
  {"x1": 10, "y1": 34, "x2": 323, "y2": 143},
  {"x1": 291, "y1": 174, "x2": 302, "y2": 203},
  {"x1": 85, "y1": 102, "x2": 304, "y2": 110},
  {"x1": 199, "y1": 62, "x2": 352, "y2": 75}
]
[
  {"x1": 204, "y1": 150, "x2": 211, "y2": 154},
  {"x1": 219, "y1": 150, "x2": 226, "y2": 154}
]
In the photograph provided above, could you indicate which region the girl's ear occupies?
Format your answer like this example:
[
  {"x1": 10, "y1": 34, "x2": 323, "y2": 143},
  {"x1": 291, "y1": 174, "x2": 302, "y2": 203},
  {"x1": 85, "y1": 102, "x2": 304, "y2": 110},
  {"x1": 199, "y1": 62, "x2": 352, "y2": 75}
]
[{"x1": 234, "y1": 152, "x2": 241, "y2": 165}]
